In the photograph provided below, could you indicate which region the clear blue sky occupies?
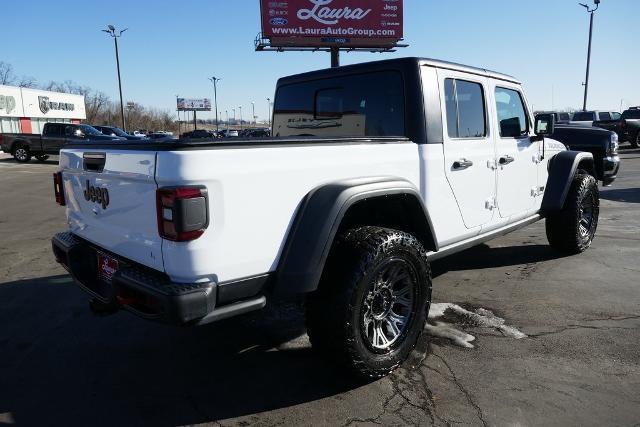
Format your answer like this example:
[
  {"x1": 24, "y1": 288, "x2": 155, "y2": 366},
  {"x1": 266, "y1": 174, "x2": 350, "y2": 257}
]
[{"x1": 3, "y1": 0, "x2": 638, "y2": 121}]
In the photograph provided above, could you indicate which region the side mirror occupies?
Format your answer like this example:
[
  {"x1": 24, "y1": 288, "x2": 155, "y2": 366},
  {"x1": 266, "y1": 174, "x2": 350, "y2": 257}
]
[{"x1": 534, "y1": 113, "x2": 555, "y2": 137}]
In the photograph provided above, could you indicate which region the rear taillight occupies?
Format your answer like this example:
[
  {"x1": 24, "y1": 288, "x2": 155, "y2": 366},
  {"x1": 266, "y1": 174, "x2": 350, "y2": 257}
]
[
  {"x1": 156, "y1": 186, "x2": 209, "y2": 241},
  {"x1": 608, "y1": 133, "x2": 619, "y2": 156},
  {"x1": 53, "y1": 172, "x2": 65, "y2": 206}
]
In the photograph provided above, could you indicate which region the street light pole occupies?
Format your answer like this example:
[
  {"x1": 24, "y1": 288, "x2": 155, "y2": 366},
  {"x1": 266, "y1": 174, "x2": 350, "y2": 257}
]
[
  {"x1": 239, "y1": 106, "x2": 243, "y2": 132},
  {"x1": 225, "y1": 110, "x2": 229, "y2": 128},
  {"x1": 102, "y1": 25, "x2": 128, "y2": 131},
  {"x1": 176, "y1": 94, "x2": 180, "y2": 135},
  {"x1": 579, "y1": 0, "x2": 600, "y2": 112},
  {"x1": 251, "y1": 101, "x2": 255, "y2": 126},
  {"x1": 208, "y1": 77, "x2": 221, "y2": 133},
  {"x1": 267, "y1": 97, "x2": 271, "y2": 127}
]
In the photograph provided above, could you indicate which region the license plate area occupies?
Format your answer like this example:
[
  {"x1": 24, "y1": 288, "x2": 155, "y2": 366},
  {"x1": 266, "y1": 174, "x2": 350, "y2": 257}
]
[{"x1": 97, "y1": 252, "x2": 119, "y2": 284}]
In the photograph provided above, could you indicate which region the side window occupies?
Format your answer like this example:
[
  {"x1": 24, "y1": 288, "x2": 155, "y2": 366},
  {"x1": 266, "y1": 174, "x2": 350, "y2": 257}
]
[
  {"x1": 599, "y1": 112, "x2": 611, "y2": 120},
  {"x1": 444, "y1": 79, "x2": 458, "y2": 138},
  {"x1": 495, "y1": 87, "x2": 529, "y2": 138},
  {"x1": 444, "y1": 78, "x2": 487, "y2": 138},
  {"x1": 611, "y1": 112, "x2": 621, "y2": 120}
]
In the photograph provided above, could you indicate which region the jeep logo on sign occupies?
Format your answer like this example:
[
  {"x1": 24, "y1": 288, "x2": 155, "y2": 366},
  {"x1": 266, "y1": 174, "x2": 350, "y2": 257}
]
[
  {"x1": 83, "y1": 180, "x2": 110, "y2": 209},
  {"x1": 0, "y1": 95, "x2": 16, "y2": 114},
  {"x1": 38, "y1": 96, "x2": 75, "y2": 115}
]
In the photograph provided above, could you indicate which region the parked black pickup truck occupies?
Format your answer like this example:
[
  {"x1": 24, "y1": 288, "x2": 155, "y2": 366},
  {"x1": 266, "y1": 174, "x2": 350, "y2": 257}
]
[
  {"x1": 0, "y1": 123, "x2": 123, "y2": 162},
  {"x1": 593, "y1": 107, "x2": 640, "y2": 148},
  {"x1": 549, "y1": 123, "x2": 620, "y2": 186}
]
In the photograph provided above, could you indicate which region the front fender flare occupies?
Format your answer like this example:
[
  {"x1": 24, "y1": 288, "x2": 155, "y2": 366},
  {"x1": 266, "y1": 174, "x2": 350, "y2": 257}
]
[{"x1": 541, "y1": 150, "x2": 594, "y2": 212}]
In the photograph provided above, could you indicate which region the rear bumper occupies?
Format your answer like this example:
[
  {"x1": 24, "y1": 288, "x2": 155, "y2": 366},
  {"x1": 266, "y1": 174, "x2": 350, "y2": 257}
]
[
  {"x1": 52, "y1": 232, "x2": 266, "y2": 325},
  {"x1": 602, "y1": 155, "x2": 620, "y2": 186}
]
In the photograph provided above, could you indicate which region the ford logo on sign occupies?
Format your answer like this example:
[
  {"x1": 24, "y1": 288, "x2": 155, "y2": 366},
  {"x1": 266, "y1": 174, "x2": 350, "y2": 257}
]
[{"x1": 270, "y1": 17, "x2": 288, "y2": 25}]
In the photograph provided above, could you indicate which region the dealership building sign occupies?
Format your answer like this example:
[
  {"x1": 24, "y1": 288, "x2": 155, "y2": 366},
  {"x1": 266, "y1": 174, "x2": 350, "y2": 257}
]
[
  {"x1": 259, "y1": 0, "x2": 404, "y2": 48},
  {"x1": 38, "y1": 96, "x2": 75, "y2": 114}
]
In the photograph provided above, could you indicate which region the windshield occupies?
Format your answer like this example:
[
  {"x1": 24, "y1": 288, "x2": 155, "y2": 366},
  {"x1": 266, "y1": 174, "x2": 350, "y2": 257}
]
[
  {"x1": 79, "y1": 125, "x2": 103, "y2": 136},
  {"x1": 572, "y1": 112, "x2": 595, "y2": 121}
]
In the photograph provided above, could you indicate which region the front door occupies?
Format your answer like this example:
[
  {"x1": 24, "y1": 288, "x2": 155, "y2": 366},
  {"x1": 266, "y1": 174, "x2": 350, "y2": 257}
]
[
  {"x1": 438, "y1": 70, "x2": 496, "y2": 229},
  {"x1": 492, "y1": 85, "x2": 539, "y2": 218}
]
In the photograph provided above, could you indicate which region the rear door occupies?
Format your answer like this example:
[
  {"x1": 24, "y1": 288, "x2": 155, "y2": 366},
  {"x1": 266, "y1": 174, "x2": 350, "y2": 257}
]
[
  {"x1": 437, "y1": 70, "x2": 496, "y2": 229},
  {"x1": 59, "y1": 149, "x2": 163, "y2": 271},
  {"x1": 491, "y1": 84, "x2": 539, "y2": 218},
  {"x1": 41, "y1": 123, "x2": 65, "y2": 153}
]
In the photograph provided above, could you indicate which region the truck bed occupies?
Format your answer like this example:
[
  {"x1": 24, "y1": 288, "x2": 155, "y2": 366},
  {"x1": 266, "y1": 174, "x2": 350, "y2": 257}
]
[{"x1": 59, "y1": 136, "x2": 418, "y2": 284}]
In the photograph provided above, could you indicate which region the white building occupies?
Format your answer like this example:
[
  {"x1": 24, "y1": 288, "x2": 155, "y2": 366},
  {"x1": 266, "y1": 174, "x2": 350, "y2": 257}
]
[{"x1": 0, "y1": 85, "x2": 86, "y2": 134}]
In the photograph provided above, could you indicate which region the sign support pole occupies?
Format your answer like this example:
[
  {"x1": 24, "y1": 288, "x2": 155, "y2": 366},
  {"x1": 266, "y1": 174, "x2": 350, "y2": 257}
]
[{"x1": 330, "y1": 47, "x2": 340, "y2": 68}]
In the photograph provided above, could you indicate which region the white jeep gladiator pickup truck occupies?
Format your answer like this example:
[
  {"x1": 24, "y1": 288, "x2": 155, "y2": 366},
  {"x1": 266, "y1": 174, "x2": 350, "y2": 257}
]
[{"x1": 52, "y1": 58, "x2": 600, "y2": 378}]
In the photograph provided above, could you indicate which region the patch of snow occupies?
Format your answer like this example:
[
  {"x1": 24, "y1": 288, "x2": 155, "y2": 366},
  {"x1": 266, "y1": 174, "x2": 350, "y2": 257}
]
[
  {"x1": 425, "y1": 321, "x2": 476, "y2": 348},
  {"x1": 426, "y1": 302, "x2": 527, "y2": 348}
]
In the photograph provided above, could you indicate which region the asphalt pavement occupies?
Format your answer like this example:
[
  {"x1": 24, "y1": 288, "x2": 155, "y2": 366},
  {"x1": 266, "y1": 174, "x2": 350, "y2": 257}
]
[{"x1": 0, "y1": 148, "x2": 638, "y2": 426}]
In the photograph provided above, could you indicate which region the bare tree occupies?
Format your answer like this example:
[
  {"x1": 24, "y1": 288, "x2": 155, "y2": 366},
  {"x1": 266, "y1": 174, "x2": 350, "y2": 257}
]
[
  {"x1": 0, "y1": 62, "x2": 16, "y2": 85},
  {"x1": 17, "y1": 75, "x2": 37, "y2": 88}
]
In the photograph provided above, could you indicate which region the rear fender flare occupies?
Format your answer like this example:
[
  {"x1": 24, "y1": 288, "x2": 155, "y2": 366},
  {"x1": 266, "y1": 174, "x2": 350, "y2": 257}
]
[{"x1": 273, "y1": 176, "x2": 437, "y2": 295}]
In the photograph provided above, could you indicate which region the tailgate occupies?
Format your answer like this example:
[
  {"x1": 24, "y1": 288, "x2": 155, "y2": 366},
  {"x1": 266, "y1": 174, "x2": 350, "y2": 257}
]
[{"x1": 59, "y1": 149, "x2": 163, "y2": 271}]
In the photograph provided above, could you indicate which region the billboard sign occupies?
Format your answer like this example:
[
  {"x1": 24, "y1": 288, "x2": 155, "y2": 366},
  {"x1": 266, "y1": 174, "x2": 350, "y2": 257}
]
[
  {"x1": 260, "y1": 0, "x2": 403, "y2": 48},
  {"x1": 177, "y1": 98, "x2": 211, "y2": 111}
]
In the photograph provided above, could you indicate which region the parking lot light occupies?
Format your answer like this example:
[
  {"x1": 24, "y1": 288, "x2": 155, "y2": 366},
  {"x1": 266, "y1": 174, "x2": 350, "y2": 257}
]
[
  {"x1": 102, "y1": 25, "x2": 128, "y2": 131},
  {"x1": 208, "y1": 77, "x2": 221, "y2": 132},
  {"x1": 579, "y1": 0, "x2": 600, "y2": 111},
  {"x1": 267, "y1": 97, "x2": 271, "y2": 128}
]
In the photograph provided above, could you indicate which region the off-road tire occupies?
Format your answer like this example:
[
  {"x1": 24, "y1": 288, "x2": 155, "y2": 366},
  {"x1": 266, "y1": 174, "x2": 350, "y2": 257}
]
[
  {"x1": 631, "y1": 132, "x2": 640, "y2": 149},
  {"x1": 306, "y1": 226, "x2": 431, "y2": 379},
  {"x1": 546, "y1": 173, "x2": 599, "y2": 254},
  {"x1": 13, "y1": 144, "x2": 31, "y2": 163},
  {"x1": 35, "y1": 154, "x2": 50, "y2": 162}
]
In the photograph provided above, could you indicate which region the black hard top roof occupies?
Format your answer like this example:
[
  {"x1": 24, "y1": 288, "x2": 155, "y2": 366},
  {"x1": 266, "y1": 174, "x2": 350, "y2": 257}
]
[{"x1": 277, "y1": 57, "x2": 520, "y2": 86}]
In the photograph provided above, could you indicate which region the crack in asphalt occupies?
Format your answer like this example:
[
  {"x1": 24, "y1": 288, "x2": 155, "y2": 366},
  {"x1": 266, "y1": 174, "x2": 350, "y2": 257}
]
[
  {"x1": 581, "y1": 315, "x2": 640, "y2": 322},
  {"x1": 529, "y1": 323, "x2": 638, "y2": 338},
  {"x1": 341, "y1": 385, "x2": 396, "y2": 426},
  {"x1": 432, "y1": 353, "x2": 488, "y2": 427}
]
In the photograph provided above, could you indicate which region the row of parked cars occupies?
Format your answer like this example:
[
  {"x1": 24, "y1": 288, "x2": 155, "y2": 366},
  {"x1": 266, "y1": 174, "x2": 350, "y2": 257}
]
[
  {"x1": 538, "y1": 107, "x2": 640, "y2": 148},
  {"x1": 180, "y1": 128, "x2": 271, "y2": 139},
  {"x1": 0, "y1": 122, "x2": 274, "y2": 162}
]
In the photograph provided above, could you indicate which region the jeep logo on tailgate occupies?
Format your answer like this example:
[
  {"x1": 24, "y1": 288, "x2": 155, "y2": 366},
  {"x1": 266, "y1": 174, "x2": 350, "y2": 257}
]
[{"x1": 83, "y1": 180, "x2": 109, "y2": 209}]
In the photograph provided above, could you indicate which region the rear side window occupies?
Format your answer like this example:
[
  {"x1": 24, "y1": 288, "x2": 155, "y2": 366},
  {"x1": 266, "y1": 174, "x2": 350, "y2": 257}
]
[
  {"x1": 572, "y1": 111, "x2": 595, "y2": 121},
  {"x1": 273, "y1": 71, "x2": 404, "y2": 138},
  {"x1": 495, "y1": 87, "x2": 529, "y2": 137},
  {"x1": 558, "y1": 112, "x2": 571, "y2": 121},
  {"x1": 623, "y1": 109, "x2": 640, "y2": 119},
  {"x1": 44, "y1": 123, "x2": 62, "y2": 136},
  {"x1": 599, "y1": 112, "x2": 611, "y2": 120},
  {"x1": 444, "y1": 78, "x2": 487, "y2": 138}
]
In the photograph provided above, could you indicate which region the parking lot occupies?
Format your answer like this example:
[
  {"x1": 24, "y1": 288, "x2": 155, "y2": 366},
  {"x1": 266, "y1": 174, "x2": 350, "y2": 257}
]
[{"x1": 0, "y1": 148, "x2": 639, "y2": 426}]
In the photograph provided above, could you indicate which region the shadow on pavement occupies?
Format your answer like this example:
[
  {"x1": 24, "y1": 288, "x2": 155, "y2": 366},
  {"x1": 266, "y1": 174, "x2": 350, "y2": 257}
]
[
  {"x1": 432, "y1": 243, "x2": 564, "y2": 277},
  {"x1": 0, "y1": 158, "x2": 58, "y2": 165},
  {"x1": 0, "y1": 275, "x2": 361, "y2": 426},
  {"x1": 600, "y1": 188, "x2": 640, "y2": 204}
]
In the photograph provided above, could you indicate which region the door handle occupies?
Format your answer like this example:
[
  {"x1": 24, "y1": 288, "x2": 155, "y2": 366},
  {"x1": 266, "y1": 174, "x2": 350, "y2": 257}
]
[
  {"x1": 499, "y1": 155, "x2": 515, "y2": 165},
  {"x1": 452, "y1": 158, "x2": 474, "y2": 170}
]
